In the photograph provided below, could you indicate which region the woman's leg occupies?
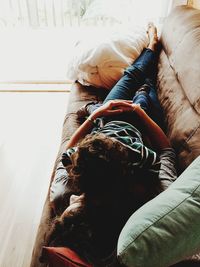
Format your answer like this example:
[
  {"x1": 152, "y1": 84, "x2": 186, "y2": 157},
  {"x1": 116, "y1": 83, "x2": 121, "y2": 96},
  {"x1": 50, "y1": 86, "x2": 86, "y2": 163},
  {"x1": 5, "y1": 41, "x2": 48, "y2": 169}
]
[
  {"x1": 87, "y1": 47, "x2": 156, "y2": 115},
  {"x1": 132, "y1": 79, "x2": 164, "y2": 129},
  {"x1": 86, "y1": 48, "x2": 156, "y2": 115},
  {"x1": 147, "y1": 80, "x2": 165, "y2": 129},
  {"x1": 103, "y1": 23, "x2": 158, "y2": 104},
  {"x1": 132, "y1": 84, "x2": 151, "y2": 112},
  {"x1": 103, "y1": 48, "x2": 156, "y2": 103},
  {"x1": 78, "y1": 23, "x2": 159, "y2": 118}
]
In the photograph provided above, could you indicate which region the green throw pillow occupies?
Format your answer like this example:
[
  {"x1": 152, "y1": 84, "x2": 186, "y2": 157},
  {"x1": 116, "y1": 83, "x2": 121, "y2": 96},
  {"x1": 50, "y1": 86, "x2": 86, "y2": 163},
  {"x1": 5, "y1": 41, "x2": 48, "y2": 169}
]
[{"x1": 118, "y1": 156, "x2": 200, "y2": 267}]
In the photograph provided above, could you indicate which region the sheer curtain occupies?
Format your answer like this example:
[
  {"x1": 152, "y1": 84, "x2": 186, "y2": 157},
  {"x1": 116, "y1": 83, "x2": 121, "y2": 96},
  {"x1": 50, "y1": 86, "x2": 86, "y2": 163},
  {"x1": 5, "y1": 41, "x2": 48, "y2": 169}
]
[
  {"x1": 82, "y1": 0, "x2": 173, "y2": 30},
  {"x1": 0, "y1": 0, "x2": 173, "y2": 83},
  {"x1": 0, "y1": 0, "x2": 173, "y2": 28}
]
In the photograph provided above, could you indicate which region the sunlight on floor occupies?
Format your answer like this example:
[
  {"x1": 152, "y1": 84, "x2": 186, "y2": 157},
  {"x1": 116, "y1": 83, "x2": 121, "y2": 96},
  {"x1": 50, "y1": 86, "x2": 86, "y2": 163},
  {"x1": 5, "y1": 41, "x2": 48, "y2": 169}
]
[
  {"x1": 0, "y1": 92, "x2": 69, "y2": 194},
  {"x1": 0, "y1": 92, "x2": 69, "y2": 267}
]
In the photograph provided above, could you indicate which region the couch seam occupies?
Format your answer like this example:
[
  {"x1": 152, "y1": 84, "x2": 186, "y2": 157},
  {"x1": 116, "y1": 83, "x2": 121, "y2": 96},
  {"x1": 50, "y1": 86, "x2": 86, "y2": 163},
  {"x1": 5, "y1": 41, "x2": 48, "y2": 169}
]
[
  {"x1": 119, "y1": 182, "x2": 200, "y2": 257},
  {"x1": 163, "y1": 18, "x2": 198, "y2": 67},
  {"x1": 184, "y1": 122, "x2": 200, "y2": 144},
  {"x1": 157, "y1": 49, "x2": 200, "y2": 154},
  {"x1": 163, "y1": 26, "x2": 200, "y2": 117}
]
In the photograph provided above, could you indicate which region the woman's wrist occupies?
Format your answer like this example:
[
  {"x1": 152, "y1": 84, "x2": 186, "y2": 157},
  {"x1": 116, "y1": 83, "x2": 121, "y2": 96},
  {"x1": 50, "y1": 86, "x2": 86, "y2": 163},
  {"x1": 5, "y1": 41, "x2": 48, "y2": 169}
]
[
  {"x1": 133, "y1": 104, "x2": 146, "y2": 118},
  {"x1": 87, "y1": 114, "x2": 98, "y2": 124},
  {"x1": 87, "y1": 116, "x2": 96, "y2": 124},
  {"x1": 88, "y1": 111, "x2": 100, "y2": 121}
]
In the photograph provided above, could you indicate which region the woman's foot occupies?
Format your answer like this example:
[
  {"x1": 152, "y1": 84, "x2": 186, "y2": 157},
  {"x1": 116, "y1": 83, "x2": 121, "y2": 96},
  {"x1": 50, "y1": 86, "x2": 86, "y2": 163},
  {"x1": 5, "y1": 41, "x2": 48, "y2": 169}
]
[{"x1": 147, "y1": 22, "x2": 158, "y2": 51}]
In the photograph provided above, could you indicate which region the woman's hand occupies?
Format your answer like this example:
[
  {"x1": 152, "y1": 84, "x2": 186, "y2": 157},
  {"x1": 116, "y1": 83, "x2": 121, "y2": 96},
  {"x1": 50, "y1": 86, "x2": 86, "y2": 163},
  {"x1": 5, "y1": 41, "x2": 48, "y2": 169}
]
[
  {"x1": 65, "y1": 101, "x2": 140, "y2": 149},
  {"x1": 131, "y1": 103, "x2": 171, "y2": 151},
  {"x1": 89, "y1": 100, "x2": 135, "y2": 120}
]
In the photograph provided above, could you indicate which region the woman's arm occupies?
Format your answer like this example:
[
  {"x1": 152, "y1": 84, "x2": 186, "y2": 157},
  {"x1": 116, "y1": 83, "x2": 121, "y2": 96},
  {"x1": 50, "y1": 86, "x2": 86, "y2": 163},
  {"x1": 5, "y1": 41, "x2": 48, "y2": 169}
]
[
  {"x1": 65, "y1": 118, "x2": 94, "y2": 149},
  {"x1": 65, "y1": 100, "x2": 134, "y2": 149},
  {"x1": 133, "y1": 104, "x2": 171, "y2": 151},
  {"x1": 66, "y1": 100, "x2": 170, "y2": 151}
]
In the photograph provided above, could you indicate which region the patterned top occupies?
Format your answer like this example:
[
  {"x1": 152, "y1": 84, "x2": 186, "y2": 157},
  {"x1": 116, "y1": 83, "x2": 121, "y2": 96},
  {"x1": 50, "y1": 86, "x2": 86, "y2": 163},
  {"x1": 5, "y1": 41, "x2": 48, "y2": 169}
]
[
  {"x1": 62, "y1": 120, "x2": 160, "y2": 174},
  {"x1": 51, "y1": 120, "x2": 177, "y2": 203}
]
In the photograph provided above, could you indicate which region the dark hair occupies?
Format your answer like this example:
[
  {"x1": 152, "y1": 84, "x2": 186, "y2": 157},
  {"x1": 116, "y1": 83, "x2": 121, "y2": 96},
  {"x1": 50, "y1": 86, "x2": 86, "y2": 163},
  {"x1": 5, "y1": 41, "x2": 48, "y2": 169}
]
[
  {"x1": 67, "y1": 133, "x2": 131, "y2": 196},
  {"x1": 47, "y1": 195, "x2": 120, "y2": 266},
  {"x1": 45, "y1": 203, "x2": 97, "y2": 264},
  {"x1": 46, "y1": 133, "x2": 163, "y2": 265}
]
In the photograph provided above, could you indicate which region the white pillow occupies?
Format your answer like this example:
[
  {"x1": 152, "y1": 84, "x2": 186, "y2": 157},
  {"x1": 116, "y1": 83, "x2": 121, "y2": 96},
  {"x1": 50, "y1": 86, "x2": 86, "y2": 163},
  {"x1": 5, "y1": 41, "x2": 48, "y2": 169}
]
[{"x1": 66, "y1": 26, "x2": 149, "y2": 90}]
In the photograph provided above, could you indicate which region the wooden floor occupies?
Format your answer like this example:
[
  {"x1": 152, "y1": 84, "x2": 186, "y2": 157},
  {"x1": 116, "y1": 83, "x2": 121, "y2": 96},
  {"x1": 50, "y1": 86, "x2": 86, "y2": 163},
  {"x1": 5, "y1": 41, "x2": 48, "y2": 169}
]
[{"x1": 0, "y1": 92, "x2": 69, "y2": 267}]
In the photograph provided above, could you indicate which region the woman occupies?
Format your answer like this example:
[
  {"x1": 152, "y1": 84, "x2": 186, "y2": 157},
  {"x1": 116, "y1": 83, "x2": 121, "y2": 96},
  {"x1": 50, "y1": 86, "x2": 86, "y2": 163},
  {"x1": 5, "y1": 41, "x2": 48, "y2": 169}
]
[{"x1": 48, "y1": 23, "x2": 177, "y2": 266}]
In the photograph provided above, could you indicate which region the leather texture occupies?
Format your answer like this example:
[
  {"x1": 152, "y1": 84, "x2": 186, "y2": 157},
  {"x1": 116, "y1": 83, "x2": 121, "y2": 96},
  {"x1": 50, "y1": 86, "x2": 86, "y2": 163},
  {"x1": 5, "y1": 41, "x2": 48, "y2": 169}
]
[
  {"x1": 30, "y1": 5, "x2": 200, "y2": 267},
  {"x1": 30, "y1": 83, "x2": 107, "y2": 267},
  {"x1": 157, "y1": 5, "x2": 200, "y2": 172}
]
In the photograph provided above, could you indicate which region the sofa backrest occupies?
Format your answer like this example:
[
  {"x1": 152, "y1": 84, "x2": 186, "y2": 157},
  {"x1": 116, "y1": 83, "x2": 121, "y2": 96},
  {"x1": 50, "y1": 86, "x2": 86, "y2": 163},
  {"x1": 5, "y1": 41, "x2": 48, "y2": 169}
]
[{"x1": 157, "y1": 5, "x2": 200, "y2": 171}]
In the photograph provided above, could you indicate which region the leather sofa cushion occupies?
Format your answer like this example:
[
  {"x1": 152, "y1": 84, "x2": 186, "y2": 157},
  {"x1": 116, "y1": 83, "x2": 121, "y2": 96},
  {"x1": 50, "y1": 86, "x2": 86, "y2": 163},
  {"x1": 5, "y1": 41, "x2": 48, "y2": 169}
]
[
  {"x1": 30, "y1": 82, "x2": 107, "y2": 267},
  {"x1": 157, "y1": 5, "x2": 200, "y2": 171},
  {"x1": 161, "y1": 5, "x2": 200, "y2": 115}
]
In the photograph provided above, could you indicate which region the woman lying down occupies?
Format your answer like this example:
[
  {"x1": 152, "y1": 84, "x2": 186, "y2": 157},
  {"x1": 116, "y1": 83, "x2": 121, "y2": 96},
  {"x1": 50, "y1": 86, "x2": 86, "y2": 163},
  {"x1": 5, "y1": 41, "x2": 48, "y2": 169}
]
[{"x1": 47, "y1": 23, "x2": 177, "y2": 266}]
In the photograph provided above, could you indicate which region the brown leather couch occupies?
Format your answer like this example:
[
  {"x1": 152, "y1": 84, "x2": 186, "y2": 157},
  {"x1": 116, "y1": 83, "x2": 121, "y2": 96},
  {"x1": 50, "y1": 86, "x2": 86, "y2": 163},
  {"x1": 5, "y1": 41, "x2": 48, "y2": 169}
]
[
  {"x1": 157, "y1": 5, "x2": 200, "y2": 173},
  {"x1": 30, "y1": 5, "x2": 200, "y2": 267}
]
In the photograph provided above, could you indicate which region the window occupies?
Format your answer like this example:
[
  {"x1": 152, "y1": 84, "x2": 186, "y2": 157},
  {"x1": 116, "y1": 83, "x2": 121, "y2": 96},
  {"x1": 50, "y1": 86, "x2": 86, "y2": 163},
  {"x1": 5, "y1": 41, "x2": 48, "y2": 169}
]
[{"x1": 0, "y1": 0, "x2": 172, "y2": 87}]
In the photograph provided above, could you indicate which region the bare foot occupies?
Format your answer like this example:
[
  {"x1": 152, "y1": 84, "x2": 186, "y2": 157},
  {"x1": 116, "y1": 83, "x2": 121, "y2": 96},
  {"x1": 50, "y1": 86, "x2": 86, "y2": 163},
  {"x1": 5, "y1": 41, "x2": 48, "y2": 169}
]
[{"x1": 147, "y1": 22, "x2": 158, "y2": 51}]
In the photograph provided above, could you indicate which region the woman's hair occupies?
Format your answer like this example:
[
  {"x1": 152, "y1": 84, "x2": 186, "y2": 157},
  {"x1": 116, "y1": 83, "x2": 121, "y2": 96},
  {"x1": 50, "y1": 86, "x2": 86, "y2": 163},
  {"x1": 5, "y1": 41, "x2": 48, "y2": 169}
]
[
  {"x1": 46, "y1": 202, "x2": 96, "y2": 263},
  {"x1": 46, "y1": 133, "x2": 162, "y2": 265},
  {"x1": 67, "y1": 133, "x2": 131, "y2": 196}
]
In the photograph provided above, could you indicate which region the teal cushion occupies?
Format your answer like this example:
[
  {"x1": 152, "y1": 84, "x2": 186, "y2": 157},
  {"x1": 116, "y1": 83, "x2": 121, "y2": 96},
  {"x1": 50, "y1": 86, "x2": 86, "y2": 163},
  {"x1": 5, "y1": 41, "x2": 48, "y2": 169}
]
[{"x1": 118, "y1": 156, "x2": 200, "y2": 267}]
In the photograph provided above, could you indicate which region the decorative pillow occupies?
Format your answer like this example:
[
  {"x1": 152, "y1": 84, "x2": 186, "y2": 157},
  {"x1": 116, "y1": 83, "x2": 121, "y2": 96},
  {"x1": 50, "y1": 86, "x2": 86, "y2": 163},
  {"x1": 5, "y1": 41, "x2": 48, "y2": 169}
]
[
  {"x1": 117, "y1": 155, "x2": 200, "y2": 267},
  {"x1": 42, "y1": 246, "x2": 92, "y2": 267},
  {"x1": 66, "y1": 26, "x2": 148, "y2": 89}
]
